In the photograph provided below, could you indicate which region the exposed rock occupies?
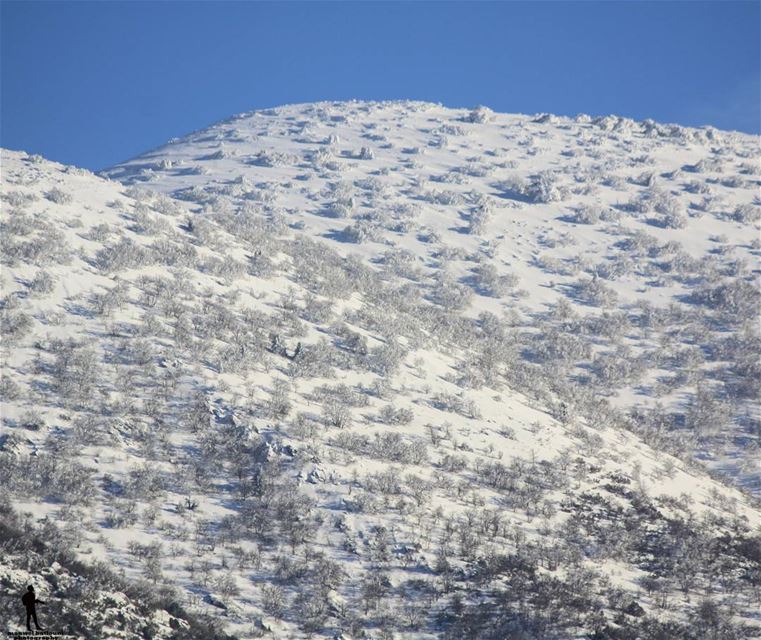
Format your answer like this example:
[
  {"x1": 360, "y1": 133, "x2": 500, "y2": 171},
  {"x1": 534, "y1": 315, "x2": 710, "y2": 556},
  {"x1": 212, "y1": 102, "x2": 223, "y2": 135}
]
[
  {"x1": 252, "y1": 441, "x2": 276, "y2": 463},
  {"x1": 624, "y1": 600, "x2": 645, "y2": 617},
  {"x1": 204, "y1": 593, "x2": 227, "y2": 610},
  {"x1": 306, "y1": 465, "x2": 327, "y2": 484}
]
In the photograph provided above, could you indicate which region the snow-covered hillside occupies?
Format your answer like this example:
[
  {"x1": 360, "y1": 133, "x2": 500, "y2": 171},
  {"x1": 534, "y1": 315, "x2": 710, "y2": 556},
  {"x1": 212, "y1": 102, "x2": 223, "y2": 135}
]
[
  {"x1": 1, "y1": 101, "x2": 760, "y2": 639},
  {"x1": 105, "y1": 100, "x2": 761, "y2": 488}
]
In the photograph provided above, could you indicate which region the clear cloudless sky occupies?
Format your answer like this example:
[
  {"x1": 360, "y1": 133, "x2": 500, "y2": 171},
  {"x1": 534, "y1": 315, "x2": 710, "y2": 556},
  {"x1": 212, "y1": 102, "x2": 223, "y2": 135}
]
[{"x1": 1, "y1": 1, "x2": 759, "y2": 170}]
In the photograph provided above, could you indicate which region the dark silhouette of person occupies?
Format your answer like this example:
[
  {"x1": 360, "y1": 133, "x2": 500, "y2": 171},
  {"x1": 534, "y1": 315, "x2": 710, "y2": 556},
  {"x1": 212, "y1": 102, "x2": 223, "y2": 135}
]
[{"x1": 22, "y1": 585, "x2": 45, "y2": 631}]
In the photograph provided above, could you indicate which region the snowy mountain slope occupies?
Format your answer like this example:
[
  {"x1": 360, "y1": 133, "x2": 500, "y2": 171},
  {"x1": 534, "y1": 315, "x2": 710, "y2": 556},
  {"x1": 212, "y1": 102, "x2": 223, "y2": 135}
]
[
  {"x1": 105, "y1": 100, "x2": 761, "y2": 490},
  {"x1": 0, "y1": 99, "x2": 759, "y2": 640}
]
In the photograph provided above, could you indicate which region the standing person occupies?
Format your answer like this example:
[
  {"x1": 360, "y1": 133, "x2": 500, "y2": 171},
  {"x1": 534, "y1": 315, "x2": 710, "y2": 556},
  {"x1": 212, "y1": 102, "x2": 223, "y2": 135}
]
[{"x1": 22, "y1": 585, "x2": 45, "y2": 631}]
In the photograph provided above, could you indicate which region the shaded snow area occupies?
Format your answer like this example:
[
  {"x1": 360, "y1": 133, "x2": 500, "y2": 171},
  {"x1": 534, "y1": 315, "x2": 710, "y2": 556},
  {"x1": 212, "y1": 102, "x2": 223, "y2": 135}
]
[{"x1": 1, "y1": 100, "x2": 760, "y2": 639}]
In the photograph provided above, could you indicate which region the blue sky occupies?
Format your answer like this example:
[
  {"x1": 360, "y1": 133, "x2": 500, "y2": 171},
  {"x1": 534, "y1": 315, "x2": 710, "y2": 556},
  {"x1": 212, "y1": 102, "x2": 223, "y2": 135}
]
[{"x1": 2, "y1": 1, "x2": 759, "y2": 170}]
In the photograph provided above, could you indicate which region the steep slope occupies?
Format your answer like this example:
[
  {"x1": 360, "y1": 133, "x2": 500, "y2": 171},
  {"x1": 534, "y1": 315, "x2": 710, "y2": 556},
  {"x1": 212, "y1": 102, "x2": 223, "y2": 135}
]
[
  {"x1": 0, "y1": 99, "x2": 759, "y2": 640},
  {"x1": 105, "y1": 100, "x2": 761, "y2": 490},
  {"x1": 0, "y1": 498, "x2": 233, "y2": 640}
]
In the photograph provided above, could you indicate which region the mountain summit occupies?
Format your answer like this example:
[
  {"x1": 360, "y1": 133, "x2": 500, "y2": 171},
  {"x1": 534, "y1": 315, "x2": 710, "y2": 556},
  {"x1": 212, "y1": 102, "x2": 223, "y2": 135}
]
[{"x1": 106, "y1": 100, "x2": 761, "y2": 487}]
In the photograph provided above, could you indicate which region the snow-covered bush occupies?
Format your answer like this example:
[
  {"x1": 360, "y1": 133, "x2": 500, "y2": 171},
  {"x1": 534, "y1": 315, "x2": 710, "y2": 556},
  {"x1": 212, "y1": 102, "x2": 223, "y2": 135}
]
[
  {"x1": 130, "y1": 204, "x2": 171, "y2": 235},
  {"x1": 1, "y1": 190, "x2": 38, "y2": 208},
  {"x1": 354, "y1": 176, "x2": 387, "y2": 196},
  {"x1": 596, "y1": 254, "x2": 634, "y2": 280},
  {"x1": 186, "y1": 216, "x2": 219, "y2": 247},
  {"x1": 28, "y1": 270, "x2": 56, "y2": 295},
  {"x1": 152, "y1": 193, "x2": 183, "y2": 216},
  {"x1": 497, "y1": 172, "x2": 569, "y2": 203},
  {"x1": 90, "y1": 280, "x2": 130, "y2": 316},
  {"x1": 663, "y1": 210, "x2": 688, "y2": 230},
  {"x1": 574, "y1": 276, "x2": 619, "y2": 307},
  {"x1": 368, "y1": 432, "x2": 428, "y2": 464},
  {"x1": 0, "y1": 301, "x2": 33, "y2": 347},
  {"x1": 288, "y1": 340, "x2": 336, "y2": 378},
  {"x1": 94, "y1": 236, "x2": 151, "y2": 272},
  {"x1": 431, "y1": 392, "x2": 482, "y2": 419},
  {"x1": 378, "y1": 404, "x2": 414, "y2": 425},
  {"x1": 45, "y1": 187, "x2": 73, "y2": 205},
  {"x1": 50, "y1": 340, "x2": 101, "y2": 402},
  {"x1": 685, "y1": 386, "x2": 730, "y2": 438},
  {"x1": 684, "y1": 179, "x2": 713, "y2": 195},
  {"x1": 422, "y1": 189, "x2": 465, "y2": 206},
  {"x1": 591, "y1": 348, "x2": 646, "y2": 389},
  {"x1": 616, "y1": 230, "x2": 660, "y2": 256},
  {"x1": 432, "y1": 273, "x2": 473, "y2": 311},
  {"x1": 466, "y1": 106, "x2": 493, "y2": 124},
  {"x1": 652, "y1": 193, "x2": 688, "y2": 228},
  {"x1": 266, "y1": 380, "x2": 292, "y2": 419},
  {"x1": 535, "y1": 254, "x2": 578, "y2": 276},
  {"x1": 249, "y1": 149, "x2": 296, "y2": 167},
  {"x1": 0, "y1": 374, "x2": 21, "y2": 400},
  {"x1": 570, "y1": 204, "x2": 601, "y2": 224},
  {"x1": 473, "y1": 263, "x2": 519, "y2": 297},
  {"x1": 527, "y1": 171, "x2": 570, "y2": 203},
  {"x1": 467, "y1": 202, "x2": 492, "y2": 234},
  {"x1": 732, "y1": 204, "x2": 760, "y2": 224},
  {"x1": 84, "y1": 222, "x2": 113, "y2": 242},
  {"x1": 369, "y1": 338, "x2": 407, "y2": 376},
  {"x1": 322, "y1": 398, "x2": 352, "y2": 429},
  {"x1": 690, "y1": 278, "x2": 760, "y2": 325},
  {"x1": 341, "y1": 220, "x2": 381, "y2": 244},
  {"x1": 532, "y1": 326, "x2": 591, "y2": 365}
]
